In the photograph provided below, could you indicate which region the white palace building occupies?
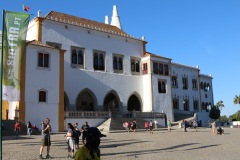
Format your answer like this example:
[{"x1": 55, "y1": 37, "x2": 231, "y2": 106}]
[{"x1": 1, "y1": 5, "x2": 214, "y2": 131}]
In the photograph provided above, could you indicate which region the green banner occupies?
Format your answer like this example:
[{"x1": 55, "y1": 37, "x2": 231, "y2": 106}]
[{"x1": 2, "y1": 11, "x2": 30, "y2": 101}]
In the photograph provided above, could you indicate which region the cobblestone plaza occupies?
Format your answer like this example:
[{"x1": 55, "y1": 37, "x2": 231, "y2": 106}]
[{"x1": 2, "y1": 127, "x2": 240, "y2": 160}]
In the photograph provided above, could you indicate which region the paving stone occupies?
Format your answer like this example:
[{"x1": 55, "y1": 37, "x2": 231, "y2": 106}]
[{"x1": 2, "y1": 127, "x2": 240, "y2": 160}]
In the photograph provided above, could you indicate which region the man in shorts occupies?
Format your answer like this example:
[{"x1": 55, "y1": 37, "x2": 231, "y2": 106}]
[{"x1": 39, "y1": 118, "x2": 52, "y2": 159}]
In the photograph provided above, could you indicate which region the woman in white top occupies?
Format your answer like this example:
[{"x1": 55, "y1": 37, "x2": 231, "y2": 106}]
[{"x1": 66, "y1": 123, "x2": 75, "y2": 158}]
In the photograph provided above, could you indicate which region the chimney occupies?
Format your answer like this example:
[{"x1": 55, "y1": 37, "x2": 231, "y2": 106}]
[
  {"x1": 111, "y1": 5, "x2": 122, "y2": 30},
  {"x1": 37, "y1": 10, "x2": 41, "y2": 17},
  {"x1": 105, "y1": 15, "x2": 109, "y2": 24}
]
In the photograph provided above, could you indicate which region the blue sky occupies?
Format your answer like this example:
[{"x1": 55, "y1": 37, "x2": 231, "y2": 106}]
[{"x1": 1, "y1": 0, "x2": 240, "y2": 116}]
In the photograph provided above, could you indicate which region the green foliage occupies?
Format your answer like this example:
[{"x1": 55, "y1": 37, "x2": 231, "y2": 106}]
[
  {"x1": 209, "y1": 106, "x2": 220, "y2": 120},
  {"x1": 229, "y1": 111, "x2": 240, "y2": 121},
  {"x1": 219, "y1": 115, "x2": 228, "y2": 121}
]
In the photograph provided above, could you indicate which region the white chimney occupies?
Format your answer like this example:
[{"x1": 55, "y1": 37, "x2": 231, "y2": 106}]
[
  {"x1": 105, "y1": 15, "x2": 109, "y2": 24},
  {"x1": 111, "y1": 5, "x2": 122, "y2": 30},
  {"x1": 37, "y1": 10, "x2": 41, "y2": 17}
]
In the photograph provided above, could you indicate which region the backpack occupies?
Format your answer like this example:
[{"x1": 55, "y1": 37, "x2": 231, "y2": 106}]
[{"x1": 72, "y1": 129, "x2": 77, "y2": 138}]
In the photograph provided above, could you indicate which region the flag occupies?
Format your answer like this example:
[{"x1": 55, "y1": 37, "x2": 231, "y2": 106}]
[
  {"x1": 22, "y1": 4, "x2": 30, "y2": 12},
  {"x1": 1, "y1": 10, "x2": 30, "y2": 101}
]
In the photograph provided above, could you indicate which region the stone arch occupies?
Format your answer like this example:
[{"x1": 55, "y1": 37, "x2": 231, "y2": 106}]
[
  {"x1": 103, "y1": 90, "x2": 121, "y2": 112},
  {"x1": 64, "y1": 91, "x2": 70, "y2": 111},
  {"x1": 75, "y1": 88, "x2": 97, "y2": 111},
  {"x1": 127, "y1": 92, "x2": 142, "y2": 111}
]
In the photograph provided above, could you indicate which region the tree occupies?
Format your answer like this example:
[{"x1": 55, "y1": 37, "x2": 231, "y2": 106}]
[
  {"x1": 233, "y1": 95, "x2": 240, "y2": 121},
  {"x1": 209, "y1": 106, "x2": 220, "y2": 120},
  {"x1": 219, "y1": 115, "x2": 228, "y2": 122},
  {"x1": 233, "y1": 95, "x2": 240, "y2": 110},
  {"x1": 216, "y1": 100, "x2": 225, "y2": 110}
]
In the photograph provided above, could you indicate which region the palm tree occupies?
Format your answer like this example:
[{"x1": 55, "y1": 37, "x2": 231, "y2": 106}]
[
  {"x1": 216, "y1": 100, "x2": 224, "y2": 110},
  {"x1": 233, "y1": 95, "x2": 240, "y2": 112}
]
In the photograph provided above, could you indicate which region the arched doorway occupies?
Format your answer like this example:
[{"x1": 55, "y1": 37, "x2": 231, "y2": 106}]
[
  {"x1": 64, "y1": 92, "x2": 70, "y2": 111},
  {"x1": 127, "y1": 94, "x2": 141, "y2": 111},
  {"x1": 103, "y1": 91, "x2": 120, "y2": 112},
  {"x1": 76, "y1": 89, "x2": 97, "y2": 111}
]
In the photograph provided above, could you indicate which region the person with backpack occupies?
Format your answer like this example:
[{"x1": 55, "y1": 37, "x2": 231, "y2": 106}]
[
  {"x1": 66, "y1": 123, "x2": 75, "y2": 159},
  {"x1": 74, "y1": 127, "x2": 106, "y2": 160}
]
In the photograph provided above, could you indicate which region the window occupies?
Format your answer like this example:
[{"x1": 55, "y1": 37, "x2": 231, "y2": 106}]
[
  {"x1": 93, "y1": 51, "x2": 105, "y2": 71},
  {"x1": 158, "y1": 80, "x2": 166, "y2": 93},
  {"x1": 200, "y1": 82, "x2": 204, "y2": 89},
  {"x1": 46, "y1": 41, "x2": 62, "y2": 49},
  {"x1": 71, "y1": 47, "x2": 85, "y2": 68},
  {"x1": 130, "y1": 57, "x2": 140, "y2": 75},
  {"x1": 193, "y1": 100, "x2": 198, "y2": 110},
  {"x1": 143, "y1": 63, "x2": 148, "y2": 74},
  {"x1": 183, "y1": 99, "x2": 189, "y2": 111},
  {"x1": 205, "y1": 94, "x2": 208, "y2": 98},
  {"x1": 173, "y1": 98, "x2": 179, "y2": 109},
  {"x1": 172, "y1": 76, "x2": 178, "y2": 87},
  {"x1": 182, "y1": 77, "x2": 188, "y2": 90},
  {"x1": 38, "y1": 53, "x2": 49, "y2": 68},
  {"x1": 192, "y1": 79, "x2": 197, "y2": 89},
  {"x1": 113, "y1": 54, "x2": 123, "y2": 73},
  {"x1": 152, "y1": 62, "x2": 169, "y2": 76},
  {"x1": 39, "y1": 90, "x2": 47, "y2": 102}
]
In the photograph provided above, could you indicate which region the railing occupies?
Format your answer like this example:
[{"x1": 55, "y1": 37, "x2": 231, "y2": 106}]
[
  {"x1": 134, "y1": 112, "x2": 165, "y2": 118},
  {"x1": 65, "y1": 111, "x2": 111, "y2": 118}
]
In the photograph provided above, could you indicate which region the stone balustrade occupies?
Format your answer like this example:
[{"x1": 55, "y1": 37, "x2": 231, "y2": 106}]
[{"x1": 65, "y1": 111, "x2": 111, "y2": 118}]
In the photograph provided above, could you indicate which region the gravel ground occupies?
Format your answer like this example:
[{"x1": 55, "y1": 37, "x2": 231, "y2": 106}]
[{"x1": 2, "y1": 127, "x2": 240, "y2": 160}]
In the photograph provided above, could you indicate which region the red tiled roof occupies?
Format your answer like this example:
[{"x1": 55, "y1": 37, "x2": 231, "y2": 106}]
[{"x1": 44, "y1": 11, "x2": 141, "y2": 40}]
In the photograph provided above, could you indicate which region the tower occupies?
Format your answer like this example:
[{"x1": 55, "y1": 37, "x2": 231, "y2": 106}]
[{"x1": 110, "y1": 5, "x2": 122, "y2": 30}]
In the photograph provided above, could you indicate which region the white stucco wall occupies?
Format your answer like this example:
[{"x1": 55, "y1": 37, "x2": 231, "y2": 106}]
[
  {"x1": 171, "y1": 63, "x2": 200, "y2": 112},
  {"x1": 25, "y1": 45, "x2": 60, "y2": 131},
  {"x1": 40, "y1": 20, "x2": 147, "y2": 112},
  {"x1": 26, "y1": 19, "x2": 37, "y2": 41}
]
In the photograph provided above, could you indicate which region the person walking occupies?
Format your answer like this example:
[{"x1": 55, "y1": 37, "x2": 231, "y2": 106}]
[
  {"x1": 39, "y1": 118, "x2": 52, "y2": 159},
  {"x1": 132, "y1": 119, "x2": 137, "y2": 133},
  {"x1": 66, "y1": 123, "x2": 75, "y2": 159},
  {"x1": 81, "y1": 122, "x2": 90, "y2": 145},
  {"x1": 167, "y1": 120, "x2": 171, "y2": 132},
  {"x1": 27, "y1": 121, "x2": 32, "y2": 137},
  {"x1": 74, "y1": 123, "x2": 81, "y2": 149},
  {"x1": 154, "y1": 119, "x2": 158, "y2": 129},
  {"x1": 14, "y1": 121, "x2": 20, "y2": 139},
  {"x1": 182, "y1": 120, "x2": 187, "y2": 132},
  {"x1": 74, "y1": 127, "x2": 106, "y2": 160},
  {"x1": 211, "y1": 121, "x2": 216, "y2": 135},
  {"x1": 193, "y1": 120, "x2": 198, "y2": 132},
  {"x1": 144, "y1": 121, "x2": 149, "y2": 132},
  {"x1": 149, "y1": 120, "x2": 154, "y2": 134}
]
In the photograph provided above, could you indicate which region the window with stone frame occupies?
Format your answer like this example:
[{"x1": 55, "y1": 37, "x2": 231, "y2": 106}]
[
  {"x1": 142, "y1": 63, "x2": 148, "y2": 74},
  {"x1": 93, "y1": 50, "x2": 105, "y2": 71},
  {"x1": 39, "y1": 90, "x2": 47, "y2": 102},
  {"x1": 152, "y1": 62, "x2": 169, "y2": 76},
  {"x1": 182, "y1": 77, "x2": 188, "y2": 90},
  {"x1": 192, "y1": 78, "x2": 198, "y2": 90},
  {"x1": 158, "y1": 80, "x2": 166, "y2": 93},
  {"x1": 172, "y1": 76, "x2": 178, "y2": 87},
  {"x1": 193, "y1": 100, "x2": 198, "y2": 111},
  {"x1": 130, "y1": 57, "x2": 140, "y2": 75},
  {"x1": 113, "y1": 54, "x2": 123, "y2": 73},
  {"x1": 71, "y1": 47, "x2": 85, "y2": 68},
  {"x1": 173, "y1": 98, "x2": 179, "y2": 109},
  {"x1": 38, "y1": 52, "x2": 49, "y2": 68}
]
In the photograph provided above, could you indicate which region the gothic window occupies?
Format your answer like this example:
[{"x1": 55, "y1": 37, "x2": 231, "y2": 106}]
[
  {"x1": 164, "y1": 64, "x2": 169, "y2": 75},
  {"x1": 182, "y1": 77, "x2": 188, "y2": 90},
  {"x1": 194, "y1": 100, "x2": 198, "y2": 110},
  {"x1": 173, "y1": 98, "x2": 179, "y2": 109},
  {"x1": 130, "y1": 57, "x2": 140, "y2": 75},
  {"x1": 192, "y1": 79, "x2": 197, "y2": 89},
  {"x1": 172, "y1": 76, "x2": 178, "y2": 87},
  {"x1": 71, "y1": 47, "x2": 84, "y2": 68},
  {"x1": 183, "y1": 100, "x2": 189, "y2": 111},
  {"x1": 113, "y1": 54, "x2": 123, "y2": 73},
  {"x1": 153, "y1": 62, "x2": 158, "y2": 74},
  {"x1": 93, "y1": 51, "x2": 105, "y2": 71},
  {"x1": 158, "y1": 80, "x2": 166, "y2": 93}
]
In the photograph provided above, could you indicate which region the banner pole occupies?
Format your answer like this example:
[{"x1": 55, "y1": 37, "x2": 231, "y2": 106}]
[{"x1": 1, "y1": 9, "x2": 6, "y2": 160}]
